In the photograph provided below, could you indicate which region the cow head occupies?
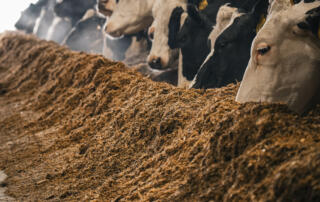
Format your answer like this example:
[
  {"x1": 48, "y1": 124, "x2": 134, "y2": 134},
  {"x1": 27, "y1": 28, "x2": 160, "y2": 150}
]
[
  {"x1": 147, "y1": 0, "x2": 187, "y2": 70},
  {"x1": 191, "y1": 0, "x2": 269, "y2": 89},
  {"x1": 15, "y1": 3, "x2": 43, "y2": 33},
  {"x1": 236, "y1": 0, "x2": 320, "y2": 114},
  {"x1": 98, "y1": 0, "x2": 116, "y2": 17},
  {"x1": 105, "y1": 0, "x2": 154, "y2": 37},
  {"x1": 168, "y1": 4, "x2": 214, "y2": 83}
]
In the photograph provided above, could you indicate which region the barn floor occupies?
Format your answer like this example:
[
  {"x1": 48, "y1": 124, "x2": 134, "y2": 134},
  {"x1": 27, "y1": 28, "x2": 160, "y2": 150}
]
[{"x1": 0, "y1": 32, "x2": 320, "y2": 201}]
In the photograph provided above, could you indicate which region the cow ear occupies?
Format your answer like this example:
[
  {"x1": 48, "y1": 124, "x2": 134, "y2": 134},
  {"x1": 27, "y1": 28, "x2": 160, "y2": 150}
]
[
  {"x1": 168, "y1": 6, "x2": 184, "y2": 49},
  {"x1": 298, "y1": 5, "x2": 320, "y2": 39}
]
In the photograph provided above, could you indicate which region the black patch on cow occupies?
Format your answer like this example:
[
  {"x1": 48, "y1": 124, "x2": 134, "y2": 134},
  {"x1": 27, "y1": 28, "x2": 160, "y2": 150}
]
[
  {"x1": 54, "y1": 0, "x2": 97, "y2": 26},
  {"x1": 191, "y1": 0, "x2": 269, "y2": 89},
  {"x1": 297, "y1": 5, "x2": 320, "y2": 38},
  {"x1": 173, "y1": 0, "x2": 236, "y2": 82},
  {"x1": 168, "y1": 7, "x2": 184, "y2": 49},
  {"x1": 65, "y1": 15, "x2": 106, "y2": 54}
]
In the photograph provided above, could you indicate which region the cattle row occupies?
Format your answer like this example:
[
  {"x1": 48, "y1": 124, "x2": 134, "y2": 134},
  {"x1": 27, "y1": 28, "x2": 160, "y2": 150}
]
[{"x1": 15, "y1": 0, "x2": 320, "y2": 114}]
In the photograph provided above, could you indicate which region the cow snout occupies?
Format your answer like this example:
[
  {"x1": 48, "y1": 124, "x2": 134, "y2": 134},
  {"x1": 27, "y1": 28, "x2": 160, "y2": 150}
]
[
  {"x1": 148, "y1": 57, "x2": 163, "y2": 70},
  {"x1": 148, "y1": 27, "x2": 155, "y2": 41}
]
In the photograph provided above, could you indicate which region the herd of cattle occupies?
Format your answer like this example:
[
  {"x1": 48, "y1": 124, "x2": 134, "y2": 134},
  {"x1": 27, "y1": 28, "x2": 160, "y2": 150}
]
[{"x1": 14, "y1": 0, "x2": 320, "y2": 114}]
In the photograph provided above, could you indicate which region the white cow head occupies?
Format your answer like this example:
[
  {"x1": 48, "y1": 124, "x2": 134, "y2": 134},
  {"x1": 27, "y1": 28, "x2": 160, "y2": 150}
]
[
  {"x1": 236, "y1": 0, "x2": 320, "y2": 114},
  {"x1": 105, "y1": 0, "x2": 154, "y2": 37},
  {"x1": 147, "y1": 0, "x2": 187, "y2": 70}
]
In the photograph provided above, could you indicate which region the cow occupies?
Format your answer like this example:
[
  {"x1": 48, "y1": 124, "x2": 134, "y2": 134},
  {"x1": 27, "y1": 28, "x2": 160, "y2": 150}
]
[
  {"x1": 105, "y1": 0, "x2": 155, "y2": 37},
  {"x1": 236, "y1": 0, "x2": 320, "y2": 114},
  {"x1": 54, "y1": 0, "x2": 97, "y2": 26},
  {"x1": 146, "y1": 0, "x2": 189, "y2": 71},
  {"x1": 62, "y1": 9, "x2": 106, "y2": 54},
  {"x1": 190, "y1": 0, "x2": 269, "y2": 89},
  {"x1": 100, "y1": 0, "x2": 178, "y2": 85},
  {"x1": 168, "y1": 0, "x2": 242, "y2": 87},
  {"x1": 15, "y1": 0, "x2": 47, "y2": 34},
  {"x1": 33, "y1": 0, "x2": 56, "y2": 40}
]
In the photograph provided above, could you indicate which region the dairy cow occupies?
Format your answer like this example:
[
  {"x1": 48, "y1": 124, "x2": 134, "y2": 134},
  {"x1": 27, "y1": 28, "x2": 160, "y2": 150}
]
[
  {"x1": 33, "y1": 0, "x2": 56, "y2": 40},
  {"x1": 147, "y1": 0, "x2": 188, "y2": 70},
  {"x1": 100, "y1": 0, "x2": 178, "y2": 85},
  {"x1": 236, "y1": 0, "x2": 320, "y2": 114},
  {"x1": 15, "y1": 0, "x2": 47, "y2": 33},
  {"x1": 62, "y1": 9, "x2": 106, "y2": 54},
  {"x1": 191, "y1": 0, "x2": 269, "y2": 89},
  {"x1": 54, "y1": 0, "x2": 97, "y2": 26},
  {"x1": 169, "y1": 0, "x2": 242, "y2": 87}
]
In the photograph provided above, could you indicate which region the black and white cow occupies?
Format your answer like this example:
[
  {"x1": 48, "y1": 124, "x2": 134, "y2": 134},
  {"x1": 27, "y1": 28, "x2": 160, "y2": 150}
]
[
  {"x1": 45, "y1": 0, "x2": 98, "y2": 44},
  {"x1": 54, "y1": 0, "x2": 98, "y2": 26},
  {"x1": 168, "y1": 0, "x2": 241, "y2": 87},
  {"x1": 146, "y1": 0, "x2": 188, "y2": 70},
  {"x1": 236, "y1": 0, "x2": 320, "y2": 114},
  {"x1": 191, "y1": 0, "x2": 269, "y2": 89},
  {"x1": 62, "y1": 9, "x2": 106, "y2": 54},
  {"x1": 15, "y1": 0, "x2": 47, "y2": 33},
  {"x1": 33, "y1": 0, "x2": 56, "y2": 40}
]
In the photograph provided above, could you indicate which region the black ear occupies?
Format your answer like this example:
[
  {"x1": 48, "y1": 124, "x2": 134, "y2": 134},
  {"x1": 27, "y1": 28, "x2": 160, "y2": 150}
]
[
  {"x1": 298, "y1": 5, "x2": 320, "y2": 38},
  {"x1": 168, "y1": 6, "x2": 184, "y2": 49}
]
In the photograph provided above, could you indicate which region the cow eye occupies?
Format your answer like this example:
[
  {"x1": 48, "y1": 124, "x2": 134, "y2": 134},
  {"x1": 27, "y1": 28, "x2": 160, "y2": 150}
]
[
  {"x1": 116, "y1": 0, "x2": 119, "y2": 3},
  {"x1": 257, "y1": 46, "x2": 270, "y2": 55}
]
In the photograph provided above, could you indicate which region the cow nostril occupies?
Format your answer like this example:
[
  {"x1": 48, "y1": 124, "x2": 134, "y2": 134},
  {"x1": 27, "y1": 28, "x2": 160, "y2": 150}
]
[
  {"x1": 149, "y1": 32, "x2": 154, "y2": 40},
  {"x1": 148, "y1": 58, "x2": 162, "y2": 69},
  {"x1": 154, "y1": 58, "x2": 161, "y2": 65}
]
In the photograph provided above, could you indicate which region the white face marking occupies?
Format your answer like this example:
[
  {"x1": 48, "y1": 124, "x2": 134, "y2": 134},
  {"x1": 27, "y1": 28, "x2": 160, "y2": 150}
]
[
  {"x1": 147, "y1": 0, "x2": 187, "y2": 69},
  {"x1": 236, "y1": 1, "x2": 320, "y2": 114},
  {"x1": 189, "y1": 5, "x2": 241, "y2": 88}
]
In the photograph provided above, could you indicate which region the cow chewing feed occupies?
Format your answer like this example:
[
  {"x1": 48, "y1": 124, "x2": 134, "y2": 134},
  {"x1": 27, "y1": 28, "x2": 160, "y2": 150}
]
[
  {"x1": 54, "y1": 0, "x2": 97, "y2": 26},
  {"x1": 105, "y1": 0, "x2": 155, "y2": 37},
  {"x1": 191, "y1": 0, "x2": 269, "y2": 89},
  {"x1": 33, "y1": 0, "x2": 56, "y2": 40},
  {"x1": 62, "y1": 9, "x2": 106, "y2": 54},
  {"x1": 169, "y1": 0, "x2": 241, "y2": 88},
  {"x1": 15, "y1": 1, "x2": 45, "y2": 34},
  {"x1": 147, "y1": 0, "x2": 188, "y2": 70},
  {"x1": 236, "y1": 0, "x2": 320, "y2": 114}
]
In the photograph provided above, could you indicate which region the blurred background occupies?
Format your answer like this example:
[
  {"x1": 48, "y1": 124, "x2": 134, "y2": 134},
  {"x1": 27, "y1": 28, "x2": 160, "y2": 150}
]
[{"x1": 0, "y1": 1, "x2": 38, "y2": 33}]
